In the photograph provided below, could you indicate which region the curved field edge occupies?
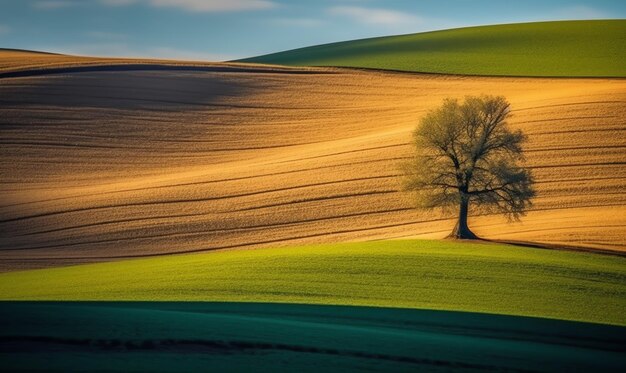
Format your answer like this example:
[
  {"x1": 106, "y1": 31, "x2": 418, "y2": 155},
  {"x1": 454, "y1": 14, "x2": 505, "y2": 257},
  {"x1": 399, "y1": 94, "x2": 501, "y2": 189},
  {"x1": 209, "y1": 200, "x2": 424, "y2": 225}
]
[
  {"x1": 1, "y1": 302, "x2": 624, "y2": 372},
  {"x1": 0, "y1": 240, "x2": 624, "y2": 326},
  {"x1": 0, "y1": 48, "x2": 322, "y2": 76},
  {"x1": 239, "y1": 20, "x2": 626, "y2": 77},
  {"x1": 0, "y1": 62, "x2": 329, "y2": 79}
]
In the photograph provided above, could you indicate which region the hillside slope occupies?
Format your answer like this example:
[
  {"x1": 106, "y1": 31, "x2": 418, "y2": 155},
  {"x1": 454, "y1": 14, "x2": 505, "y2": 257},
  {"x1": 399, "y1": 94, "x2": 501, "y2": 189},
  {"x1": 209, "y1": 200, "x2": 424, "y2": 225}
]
[
  {"x1": 1, "y1": 52, "x2": 625, "y2": 270},
  {"x1": 240, "y1": 20, "x2": 626, "y2": 77},
  {"x1": 1, "y1": 240, "x2": 625, "y2": 326}
]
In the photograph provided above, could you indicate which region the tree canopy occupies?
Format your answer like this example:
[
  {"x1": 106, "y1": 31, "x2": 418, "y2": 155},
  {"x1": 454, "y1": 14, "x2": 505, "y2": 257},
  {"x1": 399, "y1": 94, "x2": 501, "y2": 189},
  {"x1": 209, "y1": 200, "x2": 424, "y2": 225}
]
[{"x1": 403, "y1": 95, "x2": 535, "y2": 239}]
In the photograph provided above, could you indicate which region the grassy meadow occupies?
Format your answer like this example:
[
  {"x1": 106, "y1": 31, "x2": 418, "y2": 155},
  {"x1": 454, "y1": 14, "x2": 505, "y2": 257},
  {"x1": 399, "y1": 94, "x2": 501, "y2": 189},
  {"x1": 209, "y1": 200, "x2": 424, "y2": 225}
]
[
  {"x1": 1, "y1": 240, "x2": 625, "y2": 326},
  {"x1": 241, "y1": 20, "x2": 626, "y2": 77}
]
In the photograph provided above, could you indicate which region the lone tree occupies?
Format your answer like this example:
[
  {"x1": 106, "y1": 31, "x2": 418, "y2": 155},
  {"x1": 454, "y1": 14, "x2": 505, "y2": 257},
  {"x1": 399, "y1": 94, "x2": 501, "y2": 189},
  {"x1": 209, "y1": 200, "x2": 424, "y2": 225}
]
[{"x1": 403, "y1": 95, "x2": 535, "y2": 239}]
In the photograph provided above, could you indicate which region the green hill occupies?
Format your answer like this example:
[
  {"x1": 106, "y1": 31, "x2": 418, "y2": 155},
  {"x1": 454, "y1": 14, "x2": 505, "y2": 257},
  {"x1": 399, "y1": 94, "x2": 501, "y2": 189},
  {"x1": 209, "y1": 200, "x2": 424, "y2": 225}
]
[
  {"x1": 1, "y1": 240, "x2": 625, "y2": 325},
  {"x1": 240, "y1": 20, "x2": 626, "y2": 77}
]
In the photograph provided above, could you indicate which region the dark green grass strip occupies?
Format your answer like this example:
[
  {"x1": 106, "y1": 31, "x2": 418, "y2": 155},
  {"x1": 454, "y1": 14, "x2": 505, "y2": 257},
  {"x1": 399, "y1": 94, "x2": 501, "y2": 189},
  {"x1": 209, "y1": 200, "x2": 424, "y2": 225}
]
[{"x1": 0, "y1": 302, "x2": 624, "y2": 372}]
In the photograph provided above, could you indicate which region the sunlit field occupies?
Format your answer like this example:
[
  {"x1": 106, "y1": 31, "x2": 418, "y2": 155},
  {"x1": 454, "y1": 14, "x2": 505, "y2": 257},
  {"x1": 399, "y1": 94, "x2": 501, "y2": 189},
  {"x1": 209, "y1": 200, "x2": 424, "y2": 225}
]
[
  {"x1": 2, "y1": 240, "x2": 625, "y2": 325},
  {"x1": 242, "y1": 20, "x2": 626, "y2": 76},
  {"x1": 1, "y1": 50, "x2": 625, "y2": 271}
]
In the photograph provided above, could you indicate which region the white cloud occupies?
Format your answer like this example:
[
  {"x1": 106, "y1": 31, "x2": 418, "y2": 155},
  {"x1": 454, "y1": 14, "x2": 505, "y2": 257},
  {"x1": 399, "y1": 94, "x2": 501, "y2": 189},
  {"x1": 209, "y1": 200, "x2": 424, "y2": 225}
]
[
  {"x1": 100, "y1": 0, "x2": 276, "y2": 12},
  {"x1": 551, "y1": 5, "x2": 611, "y2": 20},
  {"x1": 269, "y1": 18, "x2": 323, "y2": 27},
  {"x1": 32, "y1": 1, "x2": 77, "y2": 9},
  {"x1": 328, "y1": 6, "x2": 421, "y2": 26}
]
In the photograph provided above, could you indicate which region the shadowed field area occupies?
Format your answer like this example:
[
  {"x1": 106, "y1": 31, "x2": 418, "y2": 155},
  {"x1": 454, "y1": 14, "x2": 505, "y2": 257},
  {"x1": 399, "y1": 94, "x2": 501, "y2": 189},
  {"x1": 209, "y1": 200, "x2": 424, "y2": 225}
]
[
  {"x1": 1, "y1": 302, "x2": 624, "y2": 372},
  {"x1": 1, "y1": 240, "x2": 625, "y2": 326},
  {"x1": 1, "y1": 51, "x2": 625, "y2": 270}
]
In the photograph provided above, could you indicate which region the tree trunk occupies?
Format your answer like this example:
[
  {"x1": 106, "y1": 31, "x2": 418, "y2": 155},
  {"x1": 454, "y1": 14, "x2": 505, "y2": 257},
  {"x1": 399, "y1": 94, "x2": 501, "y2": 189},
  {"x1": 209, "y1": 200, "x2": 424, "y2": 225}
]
[{"x1": 447, "y1": 196, "x2": 478, "y2": 239}]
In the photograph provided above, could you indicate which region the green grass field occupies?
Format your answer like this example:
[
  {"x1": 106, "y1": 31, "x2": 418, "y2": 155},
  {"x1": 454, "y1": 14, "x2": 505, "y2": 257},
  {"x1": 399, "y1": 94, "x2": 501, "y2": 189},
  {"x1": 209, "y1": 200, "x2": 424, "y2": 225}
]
[
  {"x1": 240, "y1": 20, "x2": 626, "y2": 77},
  {"x1": 1, "y1": 302, "x2": 625, "y2": 372},
  {"x1": 1, "y1": 240, "x2": 625, "y2": 325}
]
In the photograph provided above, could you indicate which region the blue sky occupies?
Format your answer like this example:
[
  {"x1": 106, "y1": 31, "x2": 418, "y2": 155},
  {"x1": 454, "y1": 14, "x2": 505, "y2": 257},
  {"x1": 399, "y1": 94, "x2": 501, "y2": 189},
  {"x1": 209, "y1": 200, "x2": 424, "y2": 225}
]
[{"x1": 0, "y1": 0, "x2": 624, "y2": 61}]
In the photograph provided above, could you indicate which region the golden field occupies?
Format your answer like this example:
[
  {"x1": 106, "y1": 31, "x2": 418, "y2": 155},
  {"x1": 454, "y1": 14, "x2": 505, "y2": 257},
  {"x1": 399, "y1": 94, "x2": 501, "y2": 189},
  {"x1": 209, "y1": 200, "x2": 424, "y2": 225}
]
[{"x1": 1, "y1": 51, "x2": 625, "y2": 270}]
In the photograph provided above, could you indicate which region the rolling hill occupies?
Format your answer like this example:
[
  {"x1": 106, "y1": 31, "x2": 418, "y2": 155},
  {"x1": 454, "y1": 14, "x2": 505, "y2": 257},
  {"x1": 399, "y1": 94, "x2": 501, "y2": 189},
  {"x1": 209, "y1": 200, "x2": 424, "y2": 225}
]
[
  {"x1": 0, "y1": 237, "x2": 625, "y2": 370},
  {"x1": 1, "y1": 50, "x2": 625, "y2": 270},
  {"x1": 2, "y1": 19, "x2": 626, "y2": 373},
  {"x1": 1, "y1": 240, "x2": 625, "y2": 326},
  {"x1": 240, "y1": 20, "x2": 626, "y2": 77}
]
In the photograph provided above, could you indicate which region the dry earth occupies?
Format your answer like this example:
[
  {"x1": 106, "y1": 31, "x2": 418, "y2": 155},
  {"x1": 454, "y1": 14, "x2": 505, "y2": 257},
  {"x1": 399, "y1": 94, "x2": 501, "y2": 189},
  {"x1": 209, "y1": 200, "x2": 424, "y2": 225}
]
[{"x1": 1, "y1": 51, "x2": 625, "y2": 270}]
